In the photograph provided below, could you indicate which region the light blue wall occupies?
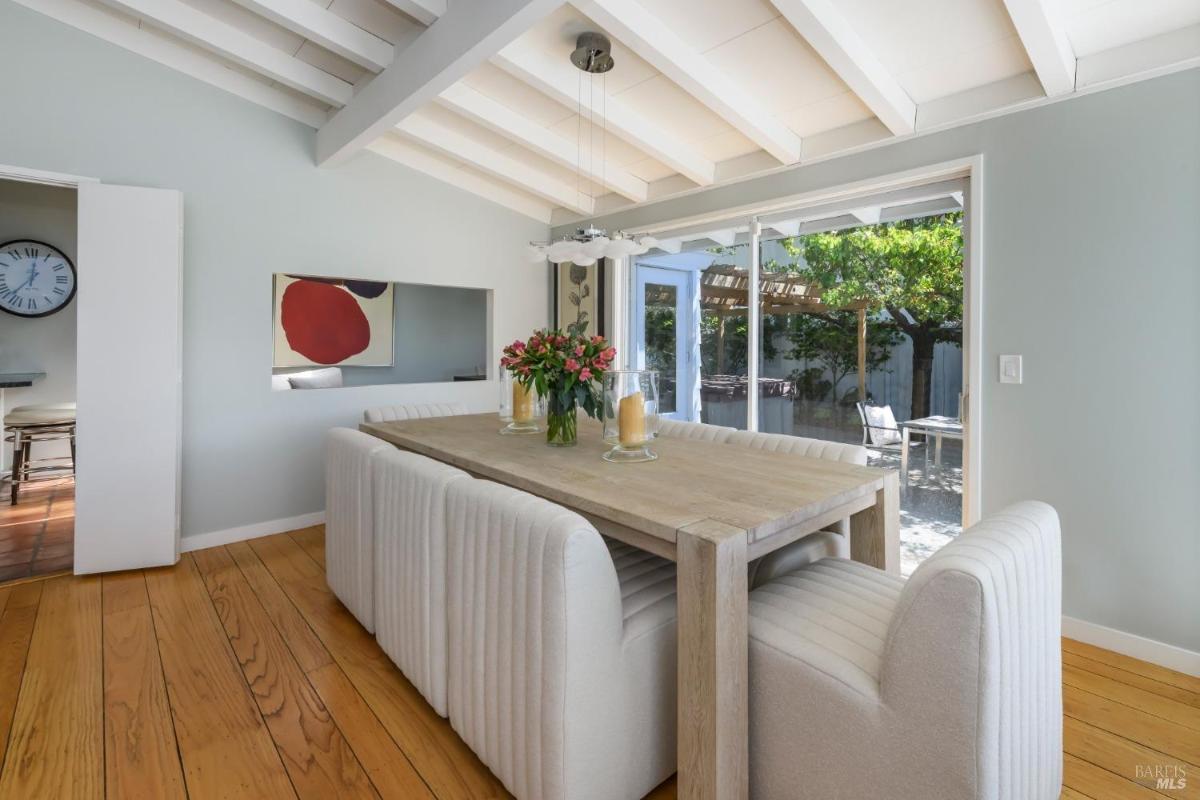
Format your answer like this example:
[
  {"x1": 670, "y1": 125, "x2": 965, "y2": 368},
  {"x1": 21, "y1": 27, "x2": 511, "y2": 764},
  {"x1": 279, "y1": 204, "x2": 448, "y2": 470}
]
[
  {"x1": 564, "y1": 70, "x2": 1200, "y2": 653},
  {"x1": 0, "y1": 0, "x2": 550, "y2": 539}
]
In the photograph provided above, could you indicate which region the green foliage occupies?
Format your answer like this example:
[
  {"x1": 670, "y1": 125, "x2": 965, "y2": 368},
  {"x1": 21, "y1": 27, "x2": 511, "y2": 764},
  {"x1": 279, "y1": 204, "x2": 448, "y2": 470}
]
[
  {"x1": 787, "y1": 214, "x2": 963, "y2": 342},
  {"x1": 784, "y1": 312, "x2": 901, "y2": 404}
]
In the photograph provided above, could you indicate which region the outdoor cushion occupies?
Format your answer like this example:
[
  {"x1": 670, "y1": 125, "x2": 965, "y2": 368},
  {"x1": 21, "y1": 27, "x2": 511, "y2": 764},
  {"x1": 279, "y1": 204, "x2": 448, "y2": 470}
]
[{"x1": 863, "y1": 403, "x2": 901, "y2": 446}]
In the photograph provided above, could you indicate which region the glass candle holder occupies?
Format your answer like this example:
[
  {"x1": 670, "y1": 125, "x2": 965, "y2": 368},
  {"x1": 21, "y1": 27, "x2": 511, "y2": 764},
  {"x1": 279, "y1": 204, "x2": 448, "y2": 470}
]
[
  {"x1": 601, "y1": 370, "x2": 660, "y2": 463},
  {"x1": 499, "y1": 368, "x2": 543, "y2": 434}
]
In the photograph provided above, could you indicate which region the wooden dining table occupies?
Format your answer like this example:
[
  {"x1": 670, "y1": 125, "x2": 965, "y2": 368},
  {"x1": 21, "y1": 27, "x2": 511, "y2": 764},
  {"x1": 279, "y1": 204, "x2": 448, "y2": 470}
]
[{"x1": 361, "y1": 413, "x2": 900, "y2": 800}]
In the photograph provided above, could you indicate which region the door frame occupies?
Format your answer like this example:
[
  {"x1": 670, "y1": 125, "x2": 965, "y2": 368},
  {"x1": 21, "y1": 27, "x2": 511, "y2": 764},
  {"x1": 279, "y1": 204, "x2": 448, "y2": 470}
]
[
  {"x1": 633, "y1": 264, "x2": 698, "y2": 421},
  {"x1": 618, "y1": 156, "x2": 984, "y2": 527}
]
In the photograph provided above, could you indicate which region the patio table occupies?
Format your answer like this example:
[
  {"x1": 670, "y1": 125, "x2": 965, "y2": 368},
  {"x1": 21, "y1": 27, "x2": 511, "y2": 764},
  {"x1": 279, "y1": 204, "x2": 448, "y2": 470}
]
[
  {"x1": 362, "y1": 412, "x2": 899, "y2": 799},
  {"x1": 900, "y1": 415, "x2": 963, "y2": 479}
]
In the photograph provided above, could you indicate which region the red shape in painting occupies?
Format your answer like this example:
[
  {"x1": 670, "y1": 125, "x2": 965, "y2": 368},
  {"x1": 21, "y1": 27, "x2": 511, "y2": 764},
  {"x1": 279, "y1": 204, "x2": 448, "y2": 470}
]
[{"x1": 281, "y1": 279, "x2": 370, "y2": 364}]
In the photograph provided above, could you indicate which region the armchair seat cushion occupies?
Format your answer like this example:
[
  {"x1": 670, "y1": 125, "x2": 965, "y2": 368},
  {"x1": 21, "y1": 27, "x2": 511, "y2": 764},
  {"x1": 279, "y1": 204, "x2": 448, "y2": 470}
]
[{"x1": 750, "y1": 559, "x2": 903, "y2": 695}]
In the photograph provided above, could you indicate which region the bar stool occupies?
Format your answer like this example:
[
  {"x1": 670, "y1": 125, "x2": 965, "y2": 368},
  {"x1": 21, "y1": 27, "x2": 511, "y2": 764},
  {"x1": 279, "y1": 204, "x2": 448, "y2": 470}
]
[{"x1": 4, "y1": 402, "x2": 76, "y2": 504}]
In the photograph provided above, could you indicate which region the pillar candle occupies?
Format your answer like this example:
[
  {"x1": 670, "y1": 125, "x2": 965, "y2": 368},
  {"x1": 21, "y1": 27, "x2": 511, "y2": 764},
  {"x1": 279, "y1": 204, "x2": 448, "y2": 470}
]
[
  {"x1": 618, "y1": 391, "x2": 646, "y2": 446},
  {"x1": 513, "y1": 381, "x2": 534, "y2": 422}
]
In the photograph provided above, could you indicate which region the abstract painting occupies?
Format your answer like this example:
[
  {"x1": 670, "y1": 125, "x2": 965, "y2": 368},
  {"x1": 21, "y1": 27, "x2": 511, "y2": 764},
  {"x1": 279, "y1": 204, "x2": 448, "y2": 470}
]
[
  {"x1": 273, "y1": 274, "x2": 394, "y2": 367},
  {"x1": 554, "y1": 260, "x2": 605, "y2": 337}
]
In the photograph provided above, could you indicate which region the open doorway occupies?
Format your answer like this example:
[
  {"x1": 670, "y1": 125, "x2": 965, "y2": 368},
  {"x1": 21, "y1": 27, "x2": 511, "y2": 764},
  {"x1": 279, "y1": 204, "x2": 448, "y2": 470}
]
[
  {"x1": 630, "y1": 175, "x2": 974, "y2": 576},
  {"x1": 0, "y1": 178, "x2": 78, "y2": 582}
]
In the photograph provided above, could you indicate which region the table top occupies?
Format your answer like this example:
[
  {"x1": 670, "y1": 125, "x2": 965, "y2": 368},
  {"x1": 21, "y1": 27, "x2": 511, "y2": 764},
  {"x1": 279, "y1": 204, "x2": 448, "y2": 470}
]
[
  {"x1": 901, "y1": 415, "x2": 963, "y2": 435},
  {"x1": 0, "y1": 372, "x2": 45, "y2": 389},
  {"x1": 361, "y1": 413, "x2": 889, "y2": 545}
]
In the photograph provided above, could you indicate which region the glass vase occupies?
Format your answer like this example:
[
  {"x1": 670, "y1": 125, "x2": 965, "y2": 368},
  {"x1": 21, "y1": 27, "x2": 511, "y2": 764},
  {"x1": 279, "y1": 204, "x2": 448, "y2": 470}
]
[
  {"x1": 499, "y1": 367, "x2": 543, "y2": 435},
  {"x1": 545, "y1": 405, "x2": 578, "y2": 447},
  {"x1": 601, "y1": 370, "x2": 660, "y2": 463}
]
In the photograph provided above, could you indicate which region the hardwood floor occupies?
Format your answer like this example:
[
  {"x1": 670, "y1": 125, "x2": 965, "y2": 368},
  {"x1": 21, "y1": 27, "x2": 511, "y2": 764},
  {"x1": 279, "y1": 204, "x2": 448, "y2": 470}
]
[
  {"x1": 0, "y1": 479, "x2": 74, "y2": 583},
  {"x1": 0, "y1": 525, "x2": 1194, "y2": 799}
]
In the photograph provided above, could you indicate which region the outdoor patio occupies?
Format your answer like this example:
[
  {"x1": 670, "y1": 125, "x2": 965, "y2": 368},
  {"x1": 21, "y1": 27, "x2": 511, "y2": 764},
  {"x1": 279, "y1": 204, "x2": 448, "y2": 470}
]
[{"x1": 792, "y1": 415, "x2": 963, "y2": 577}]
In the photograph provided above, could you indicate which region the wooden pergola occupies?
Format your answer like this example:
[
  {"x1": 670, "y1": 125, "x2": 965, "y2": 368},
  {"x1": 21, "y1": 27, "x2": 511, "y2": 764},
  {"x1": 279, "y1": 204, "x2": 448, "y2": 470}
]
[{"x1": 693, "y1": 265, "x2": 872, "y2": 401}]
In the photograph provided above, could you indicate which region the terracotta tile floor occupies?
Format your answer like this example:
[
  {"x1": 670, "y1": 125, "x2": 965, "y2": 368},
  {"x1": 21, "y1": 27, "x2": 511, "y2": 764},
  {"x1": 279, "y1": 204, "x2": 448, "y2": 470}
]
[{"x1": 0, "y1": 478, "x2": 74, "y2": 583}]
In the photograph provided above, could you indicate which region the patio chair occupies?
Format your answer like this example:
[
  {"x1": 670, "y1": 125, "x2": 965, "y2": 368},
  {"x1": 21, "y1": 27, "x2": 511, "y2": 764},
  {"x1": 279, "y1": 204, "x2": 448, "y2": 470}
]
[{"x1": 856, "y1": 402, "x2": 925, "y2": 480}]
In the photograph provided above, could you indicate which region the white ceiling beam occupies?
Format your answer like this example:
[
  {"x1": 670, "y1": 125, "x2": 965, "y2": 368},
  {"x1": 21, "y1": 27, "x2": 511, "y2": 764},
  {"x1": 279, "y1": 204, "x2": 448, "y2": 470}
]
[
  {"x1": 577, "y1": 0, "x2": 801, "y2": 164},
  {"x1": 999, "y1": 0, "x2": 1076, "y2": 96},
  {"x1": 494, "y1": 45, "x2": 715, "y2": 186},
  {"x1": 95, "y1": 0, "x2": 353, "y2": 106},
  {"x1": 849, "y1": 207, "x2": 880, "y2": 224},
  {"x1": 316, "y1": 0, "x2": 563, "y2": 167},
  {"x1": 396, "y1": 112, "x2": 595, "y2": 216},
  {"x1": 368, "y1": 135, "x2": 554, "y2": 223},
  {"x1": 228, "y1": 0, "x2": 394, "y2": 72},
  {"x1": 436, "y1": 83, "x2": 648, "y2": 202},
  {"x1": 769, "y1": 0, "x2": 916, "y2": 135},
  {"x1": 380, "y1": 0, "x2": 445, "y2": 26},
  {"x1": 10, "y1": 0, "x2": 329, "y2": 127}
]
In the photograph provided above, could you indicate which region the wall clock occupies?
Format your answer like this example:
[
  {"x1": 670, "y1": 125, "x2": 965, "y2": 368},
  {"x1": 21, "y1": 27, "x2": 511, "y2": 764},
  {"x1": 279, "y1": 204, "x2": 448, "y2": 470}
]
[{"x1": 0, "y1": 240, "x2": 77, "y2": 318}]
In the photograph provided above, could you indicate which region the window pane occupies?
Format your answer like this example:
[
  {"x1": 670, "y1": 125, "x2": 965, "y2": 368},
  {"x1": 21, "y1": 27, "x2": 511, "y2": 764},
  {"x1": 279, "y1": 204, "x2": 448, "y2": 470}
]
[{"x1": 644, "y1": 282, "x2": 677, "y2": 414}]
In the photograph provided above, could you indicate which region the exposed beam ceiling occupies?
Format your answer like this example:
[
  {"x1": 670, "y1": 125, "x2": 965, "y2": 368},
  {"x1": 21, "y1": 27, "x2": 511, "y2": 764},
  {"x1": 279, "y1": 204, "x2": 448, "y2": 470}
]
[
  {"x1": 227, "y1": 0, "x2": 395, "y2": 72},
  {"x1": 368, "y1": 135, "x2": 554, "y2": 223},
  {"x1": 396, "y1": 111, "x2": 595, "y2": 215},
  {"x1": 381, "y1": 0, "x2": 445, "y2": 27},
  {"x1": 96, "y1": 0, "x2": 353, "y2": 105},
  {"x1": 1000, "y1": 0, "x2": 1076, "y2": 96},
  {"x1": 316, "y1": 0, "x2": 564, "y2": 167},
  {"x1": 436, "y1": 83, "x2": 648, "y2": 202},
  {"x1": 493, "y1": 44, "x2": 716, "y2": 186},
  {"x1": 577, "y1": 0, "x2": 802, "y2": 165},
  {"x1": 769, "y1": 0, "x2": 916, "y2": 135}
]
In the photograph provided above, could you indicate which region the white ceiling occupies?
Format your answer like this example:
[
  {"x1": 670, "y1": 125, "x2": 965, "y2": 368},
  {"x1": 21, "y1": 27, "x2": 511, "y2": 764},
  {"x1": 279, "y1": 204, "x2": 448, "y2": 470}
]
[{"x1": 16, "y1": 0, "x2": 1200, "y2": 222}]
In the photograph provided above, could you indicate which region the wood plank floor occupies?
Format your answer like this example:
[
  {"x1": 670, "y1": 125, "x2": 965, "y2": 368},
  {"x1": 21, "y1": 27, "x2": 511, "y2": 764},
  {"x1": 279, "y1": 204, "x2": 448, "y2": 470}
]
[
  {"x1": 0, "y1": 480, "x2": 74, "y2": 583},
  {"x1": 0, "y1": 525, "x2": 1195, "y2": 799}
]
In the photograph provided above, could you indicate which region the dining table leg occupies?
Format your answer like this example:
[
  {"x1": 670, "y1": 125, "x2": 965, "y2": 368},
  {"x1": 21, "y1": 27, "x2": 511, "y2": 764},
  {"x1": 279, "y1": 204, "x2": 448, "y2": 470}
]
[
  {"x1": 676, "y1": 519, "x2": 749, "y2": 800},
  {"x1": 849, "y1": 472, "x2": 901, "y2": 574}
]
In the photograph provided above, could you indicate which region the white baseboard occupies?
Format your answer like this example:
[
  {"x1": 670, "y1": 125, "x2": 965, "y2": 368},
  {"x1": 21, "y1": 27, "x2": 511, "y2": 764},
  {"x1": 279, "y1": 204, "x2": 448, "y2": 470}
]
[
  {"x1": 1063, "y1": 616, "x2": 1200, "y2": 678},
  {"x1": 181, "y1": 510, "x2": 325, "y2": 554}
]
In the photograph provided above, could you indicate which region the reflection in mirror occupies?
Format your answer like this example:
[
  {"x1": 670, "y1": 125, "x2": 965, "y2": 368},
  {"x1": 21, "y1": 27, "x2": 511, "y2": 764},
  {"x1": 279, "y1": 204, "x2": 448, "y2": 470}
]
[{"x1": 271, "y1": 274, "x2": 488, "y2": 390}]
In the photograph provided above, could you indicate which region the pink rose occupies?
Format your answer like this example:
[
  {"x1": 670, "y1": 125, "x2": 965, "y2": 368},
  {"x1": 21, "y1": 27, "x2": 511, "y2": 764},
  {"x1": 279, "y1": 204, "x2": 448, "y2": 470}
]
[
  {"x1": 579, "y1": 368, "x2": 593, "y2": 381},
  {"x1": 590, "y1": 335, "x2": 604, "y2": 345},
  {"x1": 511, "y1": 339, "x2": 526, "y2": 352},
  {"x1": 564, "y1": 358, "x2": 580, "y2": 372},
  {"x1": 601, "y1": 347, "x2": 616, "y2": 360},
  {"x1": 574, "y1": 345, "x2": 585, "y2": 357},
  {"x1": 518, "y1": 365, "x2": 530, "y2": 375}
]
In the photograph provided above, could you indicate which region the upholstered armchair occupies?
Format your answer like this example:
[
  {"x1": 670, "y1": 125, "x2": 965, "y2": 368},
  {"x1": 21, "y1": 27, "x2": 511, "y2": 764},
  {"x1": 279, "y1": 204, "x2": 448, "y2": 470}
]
[
  {"x1": 444, "y1": 478, "x2": 678, "y2": 800},
  {"x1": 656, "y1": 418, "x2": 735, "y2": 441},
  {"x1": 371, "y1": 448, "x2": 469, "y2": 716},
  {"x1": 324, "y1": 428, "x2": 392, "y2": 632},
  {"x1": 748, "y1": 501, "x2": 1062, "y2": 800}
]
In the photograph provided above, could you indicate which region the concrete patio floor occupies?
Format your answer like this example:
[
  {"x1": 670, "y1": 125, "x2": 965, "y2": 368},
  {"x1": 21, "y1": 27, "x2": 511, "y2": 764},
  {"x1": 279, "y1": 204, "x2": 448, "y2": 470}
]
[{"x1": 791, "y1": 418, "x2": 964, "y2": 577}]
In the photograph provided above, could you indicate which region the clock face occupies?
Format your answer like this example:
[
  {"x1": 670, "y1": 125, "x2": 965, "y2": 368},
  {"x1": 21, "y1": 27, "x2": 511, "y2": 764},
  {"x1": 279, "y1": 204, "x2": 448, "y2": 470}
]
[{"x1": 0, "y1": 240, "x2": 77, "y2": 318}]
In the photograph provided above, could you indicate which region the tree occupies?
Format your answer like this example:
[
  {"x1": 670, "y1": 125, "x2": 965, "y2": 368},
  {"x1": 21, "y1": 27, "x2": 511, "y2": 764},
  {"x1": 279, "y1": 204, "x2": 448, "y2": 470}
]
[
  {"x1": 784, "y1": 312, "x2": 901, "y2": 405},
  {"x1": 787, "y1": 214, "x2": 963, "y2": 419}
]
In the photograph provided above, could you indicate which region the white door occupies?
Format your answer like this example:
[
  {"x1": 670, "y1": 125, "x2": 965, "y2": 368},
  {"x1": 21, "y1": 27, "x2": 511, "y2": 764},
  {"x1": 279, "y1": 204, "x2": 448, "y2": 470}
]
[
  {"x1": 634, "y1": 266, "x2": 696, "y2": 420},
  {"x1": 75, "y1": 183, "x2": 183, "y2": 573}
]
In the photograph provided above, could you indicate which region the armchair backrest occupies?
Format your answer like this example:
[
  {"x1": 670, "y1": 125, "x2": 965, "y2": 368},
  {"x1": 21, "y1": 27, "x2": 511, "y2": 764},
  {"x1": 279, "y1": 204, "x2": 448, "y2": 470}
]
[
  {"x1": 884, "y1": 501, "x2": 1062, "y2": 800},
  {"x1": 363, "y1": 402, "x2": 469, "y2": 423},
  {"x1": 724, "y1": 430, "x2": 867, "y2": 465},
  {"x1": 657, "y1": 419, "x2": 734, "y2": 442},
  {"x1": 324, "y1": 427, "x2": 391, "y2": 631},
  {"x1": 444, "y1": 479, "x2": 625, "y2": 799}
]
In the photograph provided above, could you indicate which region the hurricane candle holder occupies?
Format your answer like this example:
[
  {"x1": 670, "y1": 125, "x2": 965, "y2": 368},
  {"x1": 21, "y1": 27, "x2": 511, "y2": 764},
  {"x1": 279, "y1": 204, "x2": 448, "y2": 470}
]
[
  {"x1": 499, "y1": 366, "x2": 543, "y2": 434},
  {"x1": 602, "y1": 370, "x2": 660, "y2": 463}
]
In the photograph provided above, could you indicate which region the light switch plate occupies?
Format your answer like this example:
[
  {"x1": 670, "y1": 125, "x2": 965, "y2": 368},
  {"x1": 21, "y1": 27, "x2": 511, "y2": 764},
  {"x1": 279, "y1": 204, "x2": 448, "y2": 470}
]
[{"x1": 999, "y1": 354, "x2": 1022, "y2": 384}]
